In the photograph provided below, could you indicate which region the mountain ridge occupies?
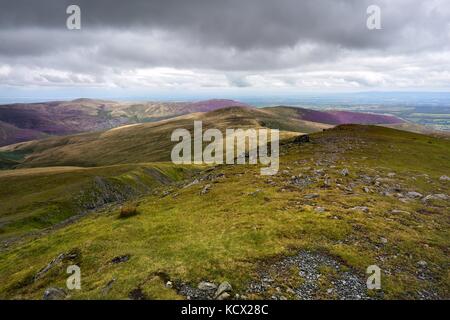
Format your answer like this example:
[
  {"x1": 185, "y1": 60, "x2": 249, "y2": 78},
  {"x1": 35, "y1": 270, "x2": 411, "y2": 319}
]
[
  {"x1": 0, "y1": 99, "x2": 250, "y2": 147},
  {"x1": 0, "y1": 98, "x2": 412, "y2": 147}
]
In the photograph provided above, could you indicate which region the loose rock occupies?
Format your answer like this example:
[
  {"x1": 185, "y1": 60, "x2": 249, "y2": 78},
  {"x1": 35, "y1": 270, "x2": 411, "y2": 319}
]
[
  {"x1": 351, "y1": 206, "x2": 369, "y2": 213},
  {"x1": 111, "y1": 255, "x2": 130, "y2": 264},
  {"x1": 198, "y1": 281, "x2": 217, "y2": 291},
  {"x1": 406, "y1": 191, "x2": 423, "y2": 199},
  {"x1": 216, "y1": 292, "x2": 231, "y2": 300},
  {"x1": 43, "y1": 287, "x2": 66, "y2": 300},
  {"x1": 201, "y1": 184, "x2": 211, "y2": 195},
  {"x1": 304, "y1": 193, "x2": 319, "y2": 199},
  {"x1": 215, "y1": 281, "x2": 232, "y2": 298}
]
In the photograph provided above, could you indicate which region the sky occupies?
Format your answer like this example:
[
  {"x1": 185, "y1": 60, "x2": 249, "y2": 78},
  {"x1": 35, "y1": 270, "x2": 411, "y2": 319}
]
[{"x1": 0, "y1": 0, "x2": 450, "y2": 100}]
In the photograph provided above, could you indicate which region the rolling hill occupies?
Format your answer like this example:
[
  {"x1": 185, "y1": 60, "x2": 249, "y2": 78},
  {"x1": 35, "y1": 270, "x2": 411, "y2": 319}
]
[
  {"x1": 0, "y1": 99, "x2": 250, "y2": 147},
  {"x1": 0, "y1": 105, "x2": 410, "y2": 169},
  {"x1": 0, "y1": 106, "x2": 332, "y2": 169},
  {"x1": 0, "y1": 125, "x2": 448, "y2": 300}
]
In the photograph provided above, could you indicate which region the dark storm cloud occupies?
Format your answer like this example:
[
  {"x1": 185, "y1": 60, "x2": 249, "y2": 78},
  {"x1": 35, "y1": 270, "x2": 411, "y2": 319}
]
[
  {"x1": 0, "y1": 0, "x2": 435, "y2": 51},
  {"x1": 0, "y1": 0, "x2": 449, "y2": 89}
]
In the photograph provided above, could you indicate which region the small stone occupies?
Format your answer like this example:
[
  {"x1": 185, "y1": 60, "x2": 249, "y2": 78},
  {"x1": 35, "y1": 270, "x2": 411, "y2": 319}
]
[
  {"x1": 341, "y1": 168, "x2": 349, "y2": 176},
  {"x1": 314, "y1": 207, "x2": 325, "y2": 213},
  {"x1": 286, "y1": 288, "x2": 295, "y2": 294},
  {"x1": 304, "y1": 193, "x2": 319, "y2": 199},
  {"x1": 216, "y1": 292, "x2": 231, "y2": 300},
  {"x1": 387, "y1": 172, "x2": 396, "y2": 177},
  {"x1": 423, "y1": 194, "x2": 448, "y2": 202},
  {"x1": 363, "y1": 187, "x2": 370, "y2": 193},
  {"x1": 351, "y1": 206, "x2": 369, "y2": 213},
  {"x1": 198, "y1": 281, "x2": 217, "y2": 291},
  {"x1": 165, "y1": 281, "x2": 173, "y2": 289},
  {"x1": 43, "y1": 287, "x2": 66, "y2": 300},
  {"x1": 215, "y1": 281, "x2": 232, "y2": 298},
  {"x1": 344, "y1": 186, "x2": 353, "y2": 193},
  {"x1": 111, "y1": 255, "x2": 130, "y2": 264},
  {"x1": 327, "y1": 288, "x2": 333, "y2": 294},
  {"x1": 201, "y1": 184, "x2": 211, "y2": 195},
  {"x1": 439, "y1": 175, "x2": 450, "y2": 181},
  {"x1": 417, "y1": 260, "x2": 428, "y2": 267},
  {"x1": 380, "y1": 237, "x2": 388, "y2": 244},
  {"x1": 406, "y1": 191, "x2": 423, "y2": 199}
]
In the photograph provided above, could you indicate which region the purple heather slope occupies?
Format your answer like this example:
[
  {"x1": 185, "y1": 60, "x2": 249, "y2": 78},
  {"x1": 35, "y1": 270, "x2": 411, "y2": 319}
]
[
  {"x1": 0, "y1": 99, "x2": 250, "y2": 147},
  {"x1": 291, "y1": 107, "x2": 404, "y2": 125}
]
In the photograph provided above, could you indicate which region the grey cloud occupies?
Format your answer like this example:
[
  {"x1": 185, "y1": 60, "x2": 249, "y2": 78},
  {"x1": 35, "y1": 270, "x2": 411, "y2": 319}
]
[
  {"x1": 0, "y1": 0, "x2": 449, "y2": 90},
  {"x1": 1, "y1": 0, "x2": 448, "y2": 52}
]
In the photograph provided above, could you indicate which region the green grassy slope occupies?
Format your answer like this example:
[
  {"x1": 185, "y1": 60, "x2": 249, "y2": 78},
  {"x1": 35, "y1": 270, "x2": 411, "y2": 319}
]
[
  {"x1": 0, "y1": 163, "x2": 198, "y2": 241},
  {"x1": 0, "y1": 125, "x2": 448, "y2": 299}
]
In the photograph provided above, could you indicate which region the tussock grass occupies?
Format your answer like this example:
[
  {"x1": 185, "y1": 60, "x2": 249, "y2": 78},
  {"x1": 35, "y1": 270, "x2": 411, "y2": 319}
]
[{"x1": 119, "y1": 203, "x2": 139, "y2": 218}]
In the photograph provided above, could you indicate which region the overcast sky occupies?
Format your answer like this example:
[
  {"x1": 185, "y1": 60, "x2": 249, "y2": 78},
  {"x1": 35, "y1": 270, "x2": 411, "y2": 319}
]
[{"x1": 0, "y1": 0, "x2": 449, "y2": 99}]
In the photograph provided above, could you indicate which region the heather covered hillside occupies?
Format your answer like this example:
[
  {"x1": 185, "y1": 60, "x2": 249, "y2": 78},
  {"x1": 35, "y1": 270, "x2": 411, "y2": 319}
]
[
  {"x1": 266, "y1": 107, "x2": 405, "y2": 125},
  {"x1": 0, "y1": 99, "x2": 249, "y2": 146},
  {"x1": 0, "y1": 120, "x2": 47, "y2": 146}
]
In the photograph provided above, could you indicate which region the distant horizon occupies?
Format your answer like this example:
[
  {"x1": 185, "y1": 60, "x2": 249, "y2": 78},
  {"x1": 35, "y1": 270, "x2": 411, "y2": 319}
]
[{"x1": 2, "y1": 91, "x2": 450, "y2": 107}]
